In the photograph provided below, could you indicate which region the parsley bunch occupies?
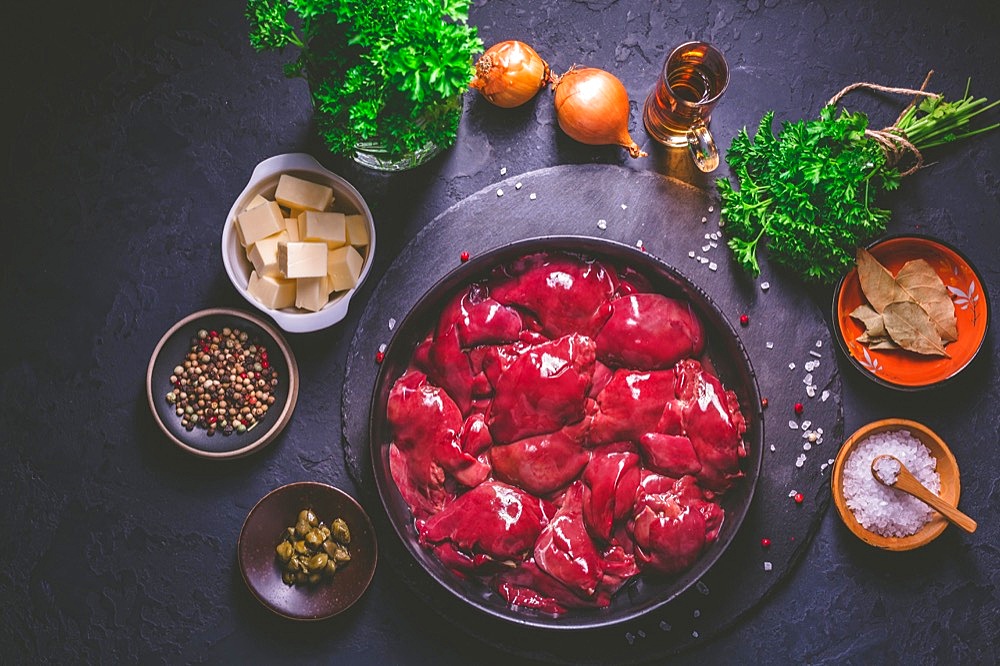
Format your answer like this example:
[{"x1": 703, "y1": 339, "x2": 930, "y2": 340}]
[
  {"x1": 718, "y1": 82, "x2": 998, "y2": 283},
  {"x1": 247, "y1": 0, "x2": 482, "y2": 160}
]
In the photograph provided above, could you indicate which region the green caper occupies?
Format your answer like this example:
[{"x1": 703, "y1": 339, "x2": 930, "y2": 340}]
[
  {"x1": 319, "y1": 525, "x2": 331, "y2": 541},
  {"x1": 298, "y1": 509, "x2": 318, "y2": 526},
  {"x1": 308, "y1": 573, "x2": 321, "y2": 585},
  {"x1": 307, "y1": 553, "x2": 329, "y2": 570},
  {"x1": 293, "y1": 539, "x2": 308, "y2": 555},
  {"x1": 275, "y1": 541, "x2": 293, "y2": 562},
  {"x1": 322, "y1": 541, "x2": 338, "y2": 558},
  {"x1": 294, "y1": 572, "x2": 308, "y2": 585},
  {"x1": 331, "y1": 518, "x2": 351, "y2": 544},
  {"x1": 305, "y1": 529, "x2": 324, "y2": 547},
  {"x1": 324, "y1": 560, "x2": 338, "y2": 577},
  {"x1": 282, "y1": 571, "x2": 295, "y2": 585},
  {"x1": 332, "y1": 544, "x2": 351, "y2": 564},
  {"x1": 294, "y1": 519, "x2": 311, "y2": 537}
]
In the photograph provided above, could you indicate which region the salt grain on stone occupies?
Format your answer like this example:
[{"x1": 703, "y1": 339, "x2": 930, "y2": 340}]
[
  {"x1": 496, "y1": 188, "x2": 504, "y2": 197},
  {"x1": 760, "y1": 281, "x2": 770, "y2": 291},
  {"x1": 529, "y1": 193, "x2": 537, "y2": 200},
  {"x1": 500, "y1": 166, "x2": 507, "y2": 175},
  {"x1": 842, "y1": 430, "x2": 940, "y2": 537},
  {"x1": 515, "y1": 182, "x2": 523, "y2": 190},
  {"x1": 378, "y1": 343, "x2": 387, "y2": 353},
  {"x1": 763, "y1": 561, "x2": 772, "y2": 571},
  {"x1": 709, "y1": 262, "x2": 718, "y2": 271},
  {"x1": 788, "y1": 362, "x2": 796, "y2": 370},
  {"x1": 795, "y1": 454, "x2": 806, "y2": 468},
  {"x1": 806, "y1": 385, "x2": 817, "y2": 398},
  {"x1": 821, "y1": 390, "x2": 830, "y2": 402},
  {"x1": 809, "y1": 350, "x2": 822, "y2": 358},
  {"x1": 789, "y1": 420, "x2": 799, "y2": 430},
  {"x1": 689, "y1": 251, "x2": 696, "y2": 258},
  {"x1": 660, "y1": 621, "x2": 672, "y2": 631},
  {"x1": 388, "y1": 317, "x2": 396, "y2": 331},
  {"x1": 597, "y1": 219, "x2": 608, "y2": 230},
  {"x1": 766, "y1": 341, "x2": 774, "y2": 349}
]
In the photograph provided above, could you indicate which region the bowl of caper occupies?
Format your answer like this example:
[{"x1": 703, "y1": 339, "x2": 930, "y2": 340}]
[{"x1": 238, "y1": 482, "x2": 377, "y2": 620}]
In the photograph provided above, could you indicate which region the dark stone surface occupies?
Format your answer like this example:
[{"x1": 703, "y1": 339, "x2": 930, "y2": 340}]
[{"x1": 4, "y1": 0, "x2": 999, "y2": 663}]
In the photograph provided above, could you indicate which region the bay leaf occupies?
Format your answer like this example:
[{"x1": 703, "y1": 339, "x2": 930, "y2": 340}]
[
  {"x1": 857, "y1": 247, "x2": 902, "y2": 312},
  {"x1": 894, "y1": 259, "x2": 958, "y2": 342},
  {"x1": 849, "y1": 304, "x2": 888, "y2": 338},
  {"x1": 882, "y1": 301, "x2": 950, "y2": 357},
  {"x1": 856, "y1": 332, "x2": 899, "y2": 349}
]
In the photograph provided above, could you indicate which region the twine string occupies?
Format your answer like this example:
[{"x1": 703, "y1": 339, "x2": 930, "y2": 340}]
[{"x1": 826, "y1": 72, "x2": 939, "y2": 177}]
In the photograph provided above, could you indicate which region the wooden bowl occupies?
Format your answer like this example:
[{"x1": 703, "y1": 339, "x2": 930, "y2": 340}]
[
  {"x1": 238, "y1": 482, "x2": 378, "y2": 620},
  {"x1": 831, "y1": 418, "x2": 960, "y2": 550},
  {"x1": 146, "y1": 308, "x2": 299, "y2": 459},
  {"x1": 833, "y1": 234, "x2": 989, "y2": 390}
]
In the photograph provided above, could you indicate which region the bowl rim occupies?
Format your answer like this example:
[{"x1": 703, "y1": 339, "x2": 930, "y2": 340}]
[
  {"x1": 221, "y1": 152, "x2": 377, "y2": 334},
  {"x1": 831, "y1": 233, "x2": 990, "y2": 392},
  {"x1": 145, "y1": 307, "x2": 299, "y2": 459},
  {"x1": 367, "y1": 234, "x2": 764, "y2": 630},
  {"x1": 237, "y1": 481, "x2": 379, "y2": 621},
  {"x1": 831, "y1": 417, "x2": 960, "y2": 551}
]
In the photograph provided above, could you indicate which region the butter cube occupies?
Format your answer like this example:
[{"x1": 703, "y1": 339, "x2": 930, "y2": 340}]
[
  {"x1": 245, "y1": 194, "x2": 270, "y2": 211},
  {"x1": 345, "y1": 214, "x2": 370, "y2": 247},
  {"x1": 297, "y1": 211, "x2": 347, "y2": 248},
  {"x1": 274, "y1": 174, "x2": 334, "y2": 212},
  {"x1": 278, "y1": 241, "x2": 328, "y2": 278},
  {"x1": 247, "y1": 271, "x2": 296, "y2": 310},
  {"x1": 284, "y1": 218, "x2": 300, "y2": 242},
  {"x1": 295, "y1": 277, "x2": 328, "y2": 311},
  {"x1": 236, "y1": 201, "x2": 285, "y2": 248},
  {"x1": 327, "y1": 245, "x2": 364, "y2": 292},
  {"x1": 247, "y1": 230, "x2": 289, "y2": 277}
]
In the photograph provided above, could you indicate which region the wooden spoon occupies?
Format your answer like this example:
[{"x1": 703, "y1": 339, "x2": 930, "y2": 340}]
[{"x1": 871, "y1": 454, "x2": 977, "y2": 533}]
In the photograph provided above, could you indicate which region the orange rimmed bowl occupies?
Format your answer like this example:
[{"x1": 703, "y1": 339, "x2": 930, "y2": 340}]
[{"x1": 833, "y1": 234, "x2": 989, "y2": 391}]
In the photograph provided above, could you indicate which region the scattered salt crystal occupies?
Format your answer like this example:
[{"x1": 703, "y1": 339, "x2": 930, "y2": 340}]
[
  {"x1": 804, "y1": 360, "x2": 817, "y2": 372},
  {"x1": 803, "y1": 373, "x2": 813, "y2": 385},
  {"x1": 515, "y1": 182, "x2": 523, "y2": 190},
  {"x1": 806, "y1": 385, "x2": 817, "y2": 398},
  {"x1": 760, "y1": 281, "x2": 770, "y2": 291},
  {"x1": 809, "y1": 350, "x2": 822, "y2": 358},
  {"x1": 815, "y1": 340, "x2": 823, "y2": 348},
  {"x1": 821, "y1": 390, "x2": 830, "y2": 402},
  {"x1": 803, "y1": 442, "x2": 812, "y2": 451},
  {"x1": 660, "y1": 621, "x2": 672, "y2": 631},
  {"x1": 637, "y1": 630, "x2": 646, "y2": 638},
  {"x1": 625, "y1": 632, "x2": 635, "y2": 645},
  {"x1": 388, "y1": 318, "x2": 397, "y2": 331},
  {"x1": 801, "y1": 420, "x2": 812, "y2": 430},
  {"x1": 789, "y1": 420, "x2": 799, "y2": 430},
  {"x1": 770, "y1": 444, "x2": 776, "y2": 452},
  {"x1": 636, "y1": 239, "x2": 644, "y2": 248},
  {"x1": 699, "y1": 256, "x2": 709, "y2": 264},
  {"x1": 704, "y1": 233, "x2": 712, "y2": 240},
  {"x1": 788, "y1": 490, "x2": 798, "y2": 498},
  {"x1": 702, "y1": 244, "x2": 711, "y2": 252},
  {"x1": 496, "y1": 188, "x2": 504, "y2": 197},
  {"x1": 709, "y1": 241, "x2": 718, "y2": 248},
  {"x1": 708, "y1": 205, "x2": 715, "y2": 212},
  {"x1": 820, "y1": 462, "x2": 828, "y2": 471},
  {"x1": 701, "y1": 216, "x2": 708, "y2": 223},
  {"x1": 763, "y1": 561, "x2": 772, "y2": 571},
  {"x1": 378, "y1": 343, "x2": 387, "y2": 353},
  {"x1": 842, "y1": 429, "x2": 940, "y2": 537},
  {"x1": 621, "y1": 203, "x2": 628, "y2": 210},
  {"x1": 696, "y1": 581, "x2": 709, "y2": 595},
  {"x1": 597, "y1": 219, "x2": 608, "y2": 230},
  {"x1": 500, "y1": 166, "x2": 507, "y2": 175},
  {"x1": 828, "y1": 458, "x2": 834, "y2": 465},
  {"x1": 693, "y1": 609, "x2": 701, "y2": 618},
  {"x1": 688, "y1": 251, "x2": 696, "y2": 258},
  {"x1": 788, "y1": 362, "x2": 796, "y2": 370},
  {"x1": 766, "y1": 341, "x2": 774, "y2": 349},
  {"x1": 709, "y1": 262, "x2": 718, "y2": 271},
  {"x1": 795, "y1": 454, "x2": 807, "y2": 468},
  {"x1": 529, "y1": 193, "x2": 537, "y2": 200},
  {"x1": 710, "y1": 232, "x2": 719, "y2": 240},
  {"x1": 692, "y1": 631, "x2": 700, "y2": 638}
]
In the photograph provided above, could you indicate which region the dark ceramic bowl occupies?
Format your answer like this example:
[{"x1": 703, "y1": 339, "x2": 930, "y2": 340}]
[
  {"x1": 832, "y1": 234, "x2": 989, "y2": 391},
  {"x1": 146, "y1": 308, "x2": 299, "y2": 459},
  {"x1": 369, "y1": 236, "x2": 764, "y2": 630},
  {"x1": 238, "y1": 482, "x2": 378, "y2": 620}
]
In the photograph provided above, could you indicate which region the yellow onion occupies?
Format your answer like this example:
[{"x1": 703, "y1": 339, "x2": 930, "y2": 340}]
[
  {"x1": 553, "y1": 67, "x2": 647, "y2": 158},
  {"x1": 470, "y1": 40, "x2": 553, "y2": 108}
]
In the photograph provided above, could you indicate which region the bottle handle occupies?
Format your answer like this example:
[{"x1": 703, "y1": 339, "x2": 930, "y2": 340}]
[{"x1": 687, "y1": 121, "x2": 720, "y2": 173}]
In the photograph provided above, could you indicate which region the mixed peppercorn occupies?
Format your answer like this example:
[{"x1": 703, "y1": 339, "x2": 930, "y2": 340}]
[{"x1": 165, "y1": 327, "x2": 278, "y2": 436}]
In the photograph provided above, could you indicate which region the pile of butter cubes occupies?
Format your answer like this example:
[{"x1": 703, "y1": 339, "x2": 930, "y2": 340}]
[{"x1": 235, "y1": 174, "x2": 369, "y2": 312}]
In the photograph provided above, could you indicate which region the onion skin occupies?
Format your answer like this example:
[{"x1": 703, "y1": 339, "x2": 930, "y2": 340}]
[
  {"x1": 471, "y1": 41, "x2": 553, "y2": 108},
  {"x1": 553, "y1": 67, "x2": 647, "y2": 158}
]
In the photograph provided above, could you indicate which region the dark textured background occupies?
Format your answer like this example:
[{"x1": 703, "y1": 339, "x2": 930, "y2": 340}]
[{"x1": 4, "y1": 0, "x2": 999, "y2": 663}]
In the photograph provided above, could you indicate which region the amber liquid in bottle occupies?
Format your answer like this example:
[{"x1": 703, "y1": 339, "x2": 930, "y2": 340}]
[{"x1": 644, "y1": 60, "x2": 724, "y2": 147}]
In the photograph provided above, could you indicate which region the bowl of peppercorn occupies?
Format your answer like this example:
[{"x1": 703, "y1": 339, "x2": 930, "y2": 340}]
[{"x1": 146, "y1": 307, "x2": 299, "y2": 459}]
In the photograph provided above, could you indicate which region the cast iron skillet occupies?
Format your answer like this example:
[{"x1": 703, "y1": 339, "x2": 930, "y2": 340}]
[{"x1": 369, "y1": 236, "x2": 764, "y2": 630}]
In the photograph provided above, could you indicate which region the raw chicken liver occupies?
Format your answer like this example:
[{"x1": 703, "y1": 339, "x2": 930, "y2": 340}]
[{"x1": 596, "y1": 293, "x2": 704, "y2": 369}]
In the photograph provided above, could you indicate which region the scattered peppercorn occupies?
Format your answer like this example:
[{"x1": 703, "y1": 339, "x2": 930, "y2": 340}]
[
  {"x1": 460, "y1": 251, "x2": 470, "y2": 263},
  {"x1": 794, "y1": 402, "x2": 804, "y2": 415},
  {"x1": 165, "y1": 326, "x2": 278, "y2": 436},
  {"x1": 276, "y1": 509, "x2": 351, "y2": 586},
  {"x1": 375, "y1": 351, "x2": 385, "y2": 364},
  {"x1": 739, "y1": 314, "x2": 749, "y2": 326},
  {"x1": 794, "y1": 493, "x2": 804, "y2": 504},
  {"x1": 760, "y1": 537, "x2": 771, "y2": 548},
  {"x1": 760, "y1": 397, "x2": 769, "y2": 409}
]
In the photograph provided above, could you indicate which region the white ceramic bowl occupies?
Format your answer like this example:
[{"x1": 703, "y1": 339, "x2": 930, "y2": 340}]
[{"x1": 222, "y1": 153, "x2": 376, "y2": 333}]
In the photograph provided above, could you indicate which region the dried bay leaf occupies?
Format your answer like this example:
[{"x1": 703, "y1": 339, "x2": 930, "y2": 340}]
[
  {"x1": 894, "y1": 259, "x2": 958, "y2": 342},
  {"x1": 856, "y1": 331, "x2": 899, "y2": 349},
  {"x1": 849, "y1": 304, "x2": 888, "y2": 338},
  {"x1": 857, "y1": 247, "x2": 902, "y2": 312},
  {"x1": 882, "y1": 301, "x2": 950, "y2": 357}
]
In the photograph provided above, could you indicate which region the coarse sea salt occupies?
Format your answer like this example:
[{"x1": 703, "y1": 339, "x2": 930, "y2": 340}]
[{"x1": 842, "y1": 430, "x2": 941, "y2": 537}]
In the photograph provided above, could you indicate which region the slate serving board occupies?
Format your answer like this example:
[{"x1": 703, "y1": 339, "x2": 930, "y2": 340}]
[{"x1": 341, "y1": 164, "x2": 843, "y2": 663}]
